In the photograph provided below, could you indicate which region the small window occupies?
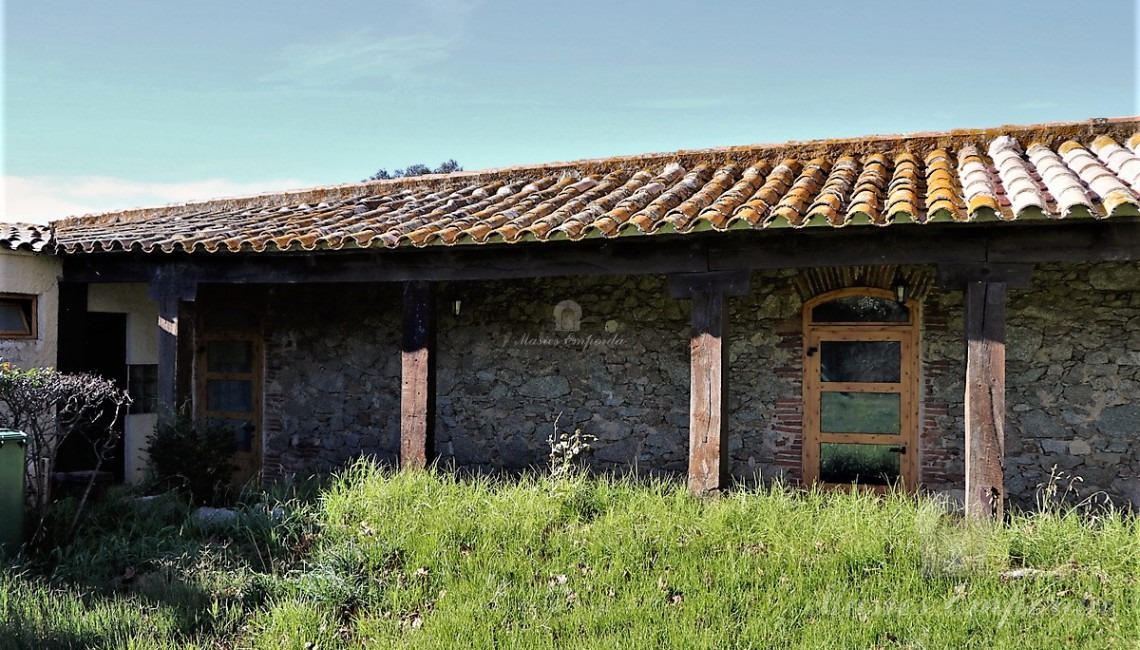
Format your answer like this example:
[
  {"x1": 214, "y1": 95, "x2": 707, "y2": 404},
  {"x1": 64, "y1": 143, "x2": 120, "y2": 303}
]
[
  {"x1": 0, "y1": 294, "x2": 36, "y2": 339},
  {"x1": 127, "y1": 364, "x2": 158, "y2": 414}
]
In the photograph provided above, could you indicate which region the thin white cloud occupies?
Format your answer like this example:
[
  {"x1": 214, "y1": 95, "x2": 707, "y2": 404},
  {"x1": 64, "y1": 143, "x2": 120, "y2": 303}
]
[
  {"x1": 623, "y1": 97, "x2": 730, "y2": 111},
  {"x1": 3, "y1": 175, "x2": 310, "y2": 224},
  {"x1": 1016, "y1": 100, "x2": 1060, "y2": 110},
  {"x1": 261, "y1": 1, "x2": 480, "y2": 89},
  {"x1": 261, "y1": 31, "x2": 454, "y2": 88}
]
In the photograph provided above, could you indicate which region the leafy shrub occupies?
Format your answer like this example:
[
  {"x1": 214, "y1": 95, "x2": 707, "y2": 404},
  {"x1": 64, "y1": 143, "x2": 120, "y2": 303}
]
[{"x1": 146, "y1": 411, "x2": 237, "y2": 505}]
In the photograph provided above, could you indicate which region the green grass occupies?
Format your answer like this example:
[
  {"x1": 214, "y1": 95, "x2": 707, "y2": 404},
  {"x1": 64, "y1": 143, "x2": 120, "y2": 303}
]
[{"x1": 3, "y1": 462, "x2": 1139, "y2": 649}]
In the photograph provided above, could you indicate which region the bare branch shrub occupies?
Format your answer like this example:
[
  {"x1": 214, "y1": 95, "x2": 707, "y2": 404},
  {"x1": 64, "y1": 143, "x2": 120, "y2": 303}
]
[{"x1": 0, "y1": 360, "x2": 130, "y2": 533}]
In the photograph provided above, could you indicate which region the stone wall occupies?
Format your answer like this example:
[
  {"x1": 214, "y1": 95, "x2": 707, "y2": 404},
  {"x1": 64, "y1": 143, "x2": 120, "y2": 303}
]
[
  {"x1": 727, "y1": 270, "x2": 805, "y2": 483},
  {"x1": 921, "y1": 288, "x2": 966, "y2": 499},
  {"x1": 436, "y1": 274, "x2": 692, "y2": 476},
  {"x1": 251, "y1": 262, "x2": 1140, "y2": 510},
  {"x1": 435, "y1": 271, "x2": 819, "y2": 481},
  {"x1": 262, "y1": 284, "x2": 402, "y2": 480},
  {"x1": 1003, "y1": 262, "x2": 1140, "y2": 508}
]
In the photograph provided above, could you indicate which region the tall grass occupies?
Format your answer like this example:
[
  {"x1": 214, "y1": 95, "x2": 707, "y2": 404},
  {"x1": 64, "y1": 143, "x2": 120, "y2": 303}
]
[{"x1": 3, "y1": 462, "x2": 1138, "y2": 649}]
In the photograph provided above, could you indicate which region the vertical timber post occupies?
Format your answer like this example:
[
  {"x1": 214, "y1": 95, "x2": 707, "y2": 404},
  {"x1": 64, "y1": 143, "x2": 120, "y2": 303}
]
[
  {"x1": 688, "y1": 289, "x2": 729, "y2": 494},
  {"x1": 148, "y1": 280, "x2": 197, "y2": 414},
  {"x1": 400, "y1": 281, "x2": 435, "y2": 470},
  {"x1": 669, "y1": 271, "x2": 748, "y2": 496},
  {"x1": 965, "y1": 280, "x2": 1006, "y2": 519}
]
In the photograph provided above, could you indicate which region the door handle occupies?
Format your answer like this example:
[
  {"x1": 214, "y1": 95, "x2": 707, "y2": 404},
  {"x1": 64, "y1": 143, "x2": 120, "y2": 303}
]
[{"x1": 889, "y1": 446, "x2": 907, "y2": 455}]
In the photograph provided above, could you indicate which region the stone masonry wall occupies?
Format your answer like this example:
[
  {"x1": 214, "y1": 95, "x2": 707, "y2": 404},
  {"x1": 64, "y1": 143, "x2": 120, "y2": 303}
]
[
  {"x1": 1003, "y1": 262, "x2": 1140, "y2": 509},
  {"x1": 262, "y1": 284, "x2": 402, "y2": 480},
  {"x1": 921, "y1": 288, "x2": 966, "y2": 499},
  {"x1": 436, "y1": 274, "x2": 692, "y2": 476},
  {"x1": 251, "y1": 262, "x2": 1139, "y2": 510},
  {"x1": 728, "y1": 270, "x2": 805, "y2": 484},
  {"x1": 436, "y1": 271, "x2": 811, "y2": 480},
  {"x1": 918, "y1": 262, "x2": 1140, "y2": 509}
]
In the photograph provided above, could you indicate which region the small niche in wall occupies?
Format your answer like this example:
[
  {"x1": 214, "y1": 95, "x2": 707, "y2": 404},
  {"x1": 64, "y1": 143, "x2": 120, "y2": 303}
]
[{"x1": 127, "y1": 364, "x2": 158, "y2": 414}]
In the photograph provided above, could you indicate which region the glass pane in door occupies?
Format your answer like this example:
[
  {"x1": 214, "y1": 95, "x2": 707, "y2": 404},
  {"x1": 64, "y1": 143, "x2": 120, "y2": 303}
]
[
  {"x1": 812, "y1": 296, "x2": 909, "y2": 323},
  {"x1": 207, "y1": 379, "x2": 253, "y2": 412},
  {"x1": 820, "y1": 443, "x2": 901, "y2": 485},
  {"x1": 212, "y1": 417, "x2": 254, "y2": 453},
  {"x1": 820, "y1": 341, "x2": 900, "y2": 383},
  {"x1": 207, "y1": 341, "x2": 253, "y2": 373},
  {"x1": 820, "y1": 392, "x2": 900, "y2": 434}
]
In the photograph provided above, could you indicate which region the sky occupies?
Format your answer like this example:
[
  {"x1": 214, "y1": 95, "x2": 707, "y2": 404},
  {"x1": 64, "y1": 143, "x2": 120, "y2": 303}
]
[{"x1": 3, "y1": 0, "x2": 1138, "y2": 223}]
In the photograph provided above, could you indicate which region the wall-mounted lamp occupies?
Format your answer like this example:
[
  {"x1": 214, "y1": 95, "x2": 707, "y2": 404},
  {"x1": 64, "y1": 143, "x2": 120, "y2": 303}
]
[
  {"x1": 451, "y1": 299, "x2": 462, "y2": 317},
  {"x1": 891, "y1": 272, "x2": 908, "y2": 304}
]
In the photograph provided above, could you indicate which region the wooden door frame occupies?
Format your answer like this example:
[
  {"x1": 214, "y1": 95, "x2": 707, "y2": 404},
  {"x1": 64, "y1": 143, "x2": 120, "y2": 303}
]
[
  {"x1": 801, "y1": 287, "x2": 921, "y2": 491},
  {"x1": 195, "y1": 304, "x2": 264, "y2": 484}
]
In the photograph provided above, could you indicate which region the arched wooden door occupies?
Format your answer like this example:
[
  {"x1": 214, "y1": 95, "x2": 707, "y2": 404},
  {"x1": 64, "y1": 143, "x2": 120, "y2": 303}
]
[{"x1": 802, "y1": 288, "x2": 920, "y2": 491}]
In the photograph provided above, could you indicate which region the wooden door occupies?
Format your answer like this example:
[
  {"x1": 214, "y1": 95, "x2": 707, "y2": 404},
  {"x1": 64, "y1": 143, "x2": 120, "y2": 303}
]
[
  {"x1": 802, "y1": 289, "x2": 919, "y2": 491},
  {"x1": 197, "y1": 306, "x2": 262, "y2": 484}
]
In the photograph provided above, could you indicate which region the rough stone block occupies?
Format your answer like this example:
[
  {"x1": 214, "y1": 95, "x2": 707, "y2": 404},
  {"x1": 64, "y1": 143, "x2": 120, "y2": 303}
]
[
  {"x1": 594, "y1": 437, "x2": 639, "y2": 464},
  {"x1": 1097, "y1": 404, "x2": 1140, "y2": 437},
  {"x1": 517, "y1": 375, "x2": 571, "y2": 399},
  {"x1": 1068, "y1": 440, "x2": 1092, "y2": 456},
  {"x1": 1020, "y1": 411, "x2": 1070, "y2": 438}
]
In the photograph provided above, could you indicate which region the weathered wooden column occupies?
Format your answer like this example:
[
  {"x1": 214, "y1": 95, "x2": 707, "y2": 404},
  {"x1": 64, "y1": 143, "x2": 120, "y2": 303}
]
[
  {"x1": 965, "y1": 280, "x2": 1007, "y2": 519},
  {"x1": 147, "y1": 280, "x2": 197, "y2": 413},
  {"x1": 669, "y1": 271, "x2": 748, "y2": 495},
  {"x1": 400, "y1": 281, "x2": 435, "y2": 470},
  {"x1": 940, "y1": 263, "x2": 1030, "y2": 519}
]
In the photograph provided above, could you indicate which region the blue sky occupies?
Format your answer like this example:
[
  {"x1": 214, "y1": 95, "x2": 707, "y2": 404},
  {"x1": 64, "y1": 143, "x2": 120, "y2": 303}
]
[{"x1": 3, "y1": 0, "x2": 1138, "y2": 223}]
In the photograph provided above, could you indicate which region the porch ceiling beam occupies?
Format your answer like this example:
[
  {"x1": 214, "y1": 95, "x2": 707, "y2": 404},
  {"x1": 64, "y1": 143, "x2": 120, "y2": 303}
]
[
  {"x1": 964, "y1": 280, "x2": 1007, "y2": 519},
  {"x1": 936, "y1": 263, "x2": 1033, "y2": 290},
  {"x1": 671, "y1": 271, "x2": 748, "y2": 495},
  {"x1": 62, "y1": 220, "x2": 1140, "y2": 285},
  {"x1": 400, "y1": 280, "x2": 435, "y2": 470}
]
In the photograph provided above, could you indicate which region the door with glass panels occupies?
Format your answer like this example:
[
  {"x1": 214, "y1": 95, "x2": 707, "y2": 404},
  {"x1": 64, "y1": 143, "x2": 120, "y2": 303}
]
[
  {"x1": 802, "y1": 290, "x2": 918, "y2": 491},
  {"x1": 197, "y1": 308, "x2": 262, "y2": 484}
]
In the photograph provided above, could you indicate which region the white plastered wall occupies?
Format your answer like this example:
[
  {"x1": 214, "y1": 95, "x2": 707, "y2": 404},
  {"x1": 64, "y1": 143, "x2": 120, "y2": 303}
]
[
  {"x1": 88, "y1": 283, "x2": 159, "y2": 483},
  {"x1": 0, "y1": 249, "x2": 61, "y2": 370}
]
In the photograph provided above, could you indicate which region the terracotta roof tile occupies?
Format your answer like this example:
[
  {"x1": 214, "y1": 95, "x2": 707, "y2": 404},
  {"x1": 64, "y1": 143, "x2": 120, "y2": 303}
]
[
  {"x1": 0, "y1": 222, "x2": 52, "y2": 252},
  {"x1": 886, "y1": 152, "x2": 922, "y2": 223},
  {"x1": 958, "y1": 145, "x2": 999, "y2": 216},
  {"x1": 43, "y1": 117, "x2": 1140, "y2": 255},
  {"x1": 847, "y1": 153, "x2": 890, "y2": 224},
  {"x1": 700, "y1": 162, "x2": 770, "y2": 230},
  {"x1": 730, "y1": 159, "x2": 801, "y2": 228},
  {"x1": 989, "y1": 136, "x2": 1048, "y2": 217}
]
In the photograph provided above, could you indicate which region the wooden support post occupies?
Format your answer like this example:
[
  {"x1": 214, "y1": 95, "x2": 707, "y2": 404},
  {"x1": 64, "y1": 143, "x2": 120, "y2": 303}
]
[
  {"x1": 688, "y1": 290, "x2": 729, "y2": 494},
  {"x1": 148, "y1": 281, "x2": 197, "y2": 414},
  {"x1": 965, "y1": 281, "x2": 1007, "y2": 519},
  {"x1": 176, "y1": 300, "x2": 196, "y2": 404},
  {"x1": 669, "y1": 271, "x2": 748, "y2": 495},
  {"x1": 400, "y1": 281, "x2": 435, "y2": 470}
]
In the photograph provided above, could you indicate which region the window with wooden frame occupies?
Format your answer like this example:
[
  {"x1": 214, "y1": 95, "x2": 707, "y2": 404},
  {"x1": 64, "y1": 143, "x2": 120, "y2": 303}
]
[
  {"x1": 802, "y1": 288, "x2": 920, "y2": 491},
  {"x1": 127, "y1": 364, "x2": 159, "y2": 414},
  {"x1": 0, "y1": 293, "x2": 37, "y2": 339}
]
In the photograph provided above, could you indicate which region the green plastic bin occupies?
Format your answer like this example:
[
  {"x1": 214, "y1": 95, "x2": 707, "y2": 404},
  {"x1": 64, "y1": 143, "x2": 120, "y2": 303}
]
[{"x1": 0, "y1": 430, "x2": 27, "y2": 555}]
